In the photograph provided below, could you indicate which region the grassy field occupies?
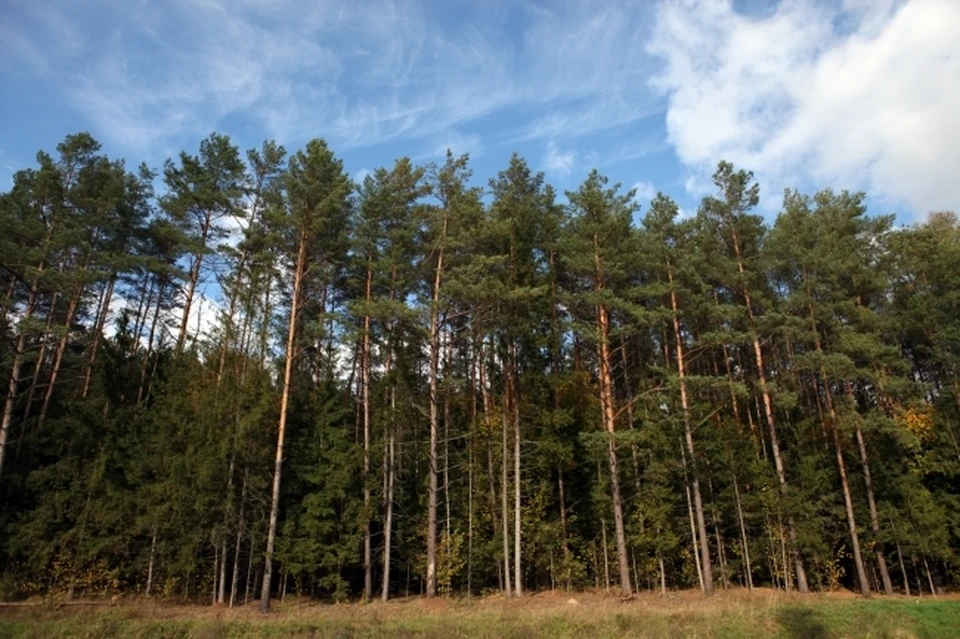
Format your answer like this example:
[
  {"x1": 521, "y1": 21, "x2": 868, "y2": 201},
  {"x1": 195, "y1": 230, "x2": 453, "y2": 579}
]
[{"x1": 0, "y1": 589, "x2": 958, "y2": 638}]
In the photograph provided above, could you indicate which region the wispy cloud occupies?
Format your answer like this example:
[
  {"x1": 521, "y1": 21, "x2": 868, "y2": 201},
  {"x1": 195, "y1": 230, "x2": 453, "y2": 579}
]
[
  {"x1": 3, "y1": 0, "x2": 661, "y2": 157},
  {"x1": 647, "y1": 0, "x2": 960, "y2": 216},
  {"x1": 543, "y1": 141, "x2": 576, "y2": 176}
]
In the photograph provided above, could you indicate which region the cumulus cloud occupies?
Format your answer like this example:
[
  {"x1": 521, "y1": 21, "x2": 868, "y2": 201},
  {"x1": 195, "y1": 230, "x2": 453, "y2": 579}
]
[{"x1": 647, "y1": 0, "x2": 960, "y2": 217}]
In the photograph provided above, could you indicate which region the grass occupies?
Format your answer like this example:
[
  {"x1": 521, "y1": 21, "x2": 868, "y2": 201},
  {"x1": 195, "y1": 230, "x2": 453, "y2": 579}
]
[{"x1": 0, "y1": 589, "x2": 958, "y2": 638}]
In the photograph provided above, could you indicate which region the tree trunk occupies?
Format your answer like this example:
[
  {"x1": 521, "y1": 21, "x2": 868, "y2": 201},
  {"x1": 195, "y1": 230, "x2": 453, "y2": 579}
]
[
  {"x1": 732, "y1": 470, "x2": 754, "y2": 590},
  {"x1": 38, "y1": 280, "x2": 84, "y2": 430},
  {"x1": 558, "y1": 467, "x2": 572, "y2": 590},
  {"x1": 594, "y1": 230, "x2": 631, "y2": 598},
  {"x1": 146, "y1": 527, "x2": 158, "y2": 596},
  {"x1": 425, "y1": 212, "x2": 447, "y2": 599},
  {"x1": 260, "y1": 229, "x2": 306, "y2": 613},
  {"x1": 895, "y1": 535, "x2": 910, "y2": 596},
  {"x1": 478, "y1": 336, "x2": 506, "y2": 595},
  {"x1": 501, "y1": 383, "x2": 513, "y2": 598},
  {"x1": 668, "y1": 269, "x2": 714, "y2": 594},
  {"x1": 826, "y1": 394, "x2": 870, "y2": 596},
  {"x1": 81, "y1": 276, "x2": 116, "y2": 398},
  {"x1": 15, "y1": 293, "x2": 57, "y2": 454},
  {"x1": 137, "y1": 278, "x2": 166, "y2": 404},
  {"x1": 659, "y1": 554, "x2": 667, "y2": 594},
  {"x1": 381, "y1": 396, "x2": 396, "y2": 602},
  {"x1": 467, "y1": 352, "x2": 475, "y2": 597},
  {"x1": 923, "y1": 558, "x2": 937, "y2": 598},
  {"x1": 602, "y1": 517, "x2": 611, "y2": 591},
  {"x1": 380, "y1": 265, "x2": 398, "y2": 601},
  {"x1": 681, "y1": 440, "x2": 705, "y2": 591},
  {"x1": 361, "y1": 262, "x2": 373, "y2": 601},
  {"x1": 846, "y1": 383, "x2": 894, "y2": 595},
  {"x1": 218, "y1": 535, "x2": 228, "y2": 604},
  {"x1": 709, "y1": 480, "x2": 728, "y2": 590},
  {"x1": 512, "y1": 345, "x2": 523, "y2": 597},
  {"x1": 176, "y1": 214, "x2": 211, "y2": 352},
  {"x1": 733, "y1": 228, "x2": 808, "y2": 592},
  {"x1": 230, "y1": 471, "x2": 247, "y2": 607}
]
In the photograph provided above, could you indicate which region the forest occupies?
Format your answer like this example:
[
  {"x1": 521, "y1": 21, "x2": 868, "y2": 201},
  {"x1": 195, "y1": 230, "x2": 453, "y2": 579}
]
[{"x1": 0, "y1": 132, "x2": 957, "y2": 611}]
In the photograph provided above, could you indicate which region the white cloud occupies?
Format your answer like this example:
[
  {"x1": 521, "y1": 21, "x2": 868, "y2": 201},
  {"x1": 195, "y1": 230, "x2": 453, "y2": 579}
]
[
  {"x1": 647, "y1": 0, "x2": 960, "y2": 217},
  {"x1": 543, "y1": 141, "x2": 576, "y2": 176},
  {"x1": 632, "y1": 180, "x2": 658, "y2": 203}
]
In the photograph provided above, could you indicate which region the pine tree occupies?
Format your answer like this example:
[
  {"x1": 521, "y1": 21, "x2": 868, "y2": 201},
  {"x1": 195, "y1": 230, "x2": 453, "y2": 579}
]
[{"x1": 260, "y1": 139, "x2": 350, "y2": 612}]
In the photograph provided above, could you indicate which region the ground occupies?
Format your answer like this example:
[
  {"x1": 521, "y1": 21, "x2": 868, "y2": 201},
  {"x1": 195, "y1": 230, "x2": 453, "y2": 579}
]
[{"x1": 1, "y1": 588, "x2": 958, "y2": 638}]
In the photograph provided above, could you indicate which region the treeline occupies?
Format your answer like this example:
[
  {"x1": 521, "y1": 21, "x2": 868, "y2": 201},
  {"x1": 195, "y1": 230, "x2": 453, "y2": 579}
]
[{"x1": 0, "y1": 133, "x2": 957, "y2": 607}]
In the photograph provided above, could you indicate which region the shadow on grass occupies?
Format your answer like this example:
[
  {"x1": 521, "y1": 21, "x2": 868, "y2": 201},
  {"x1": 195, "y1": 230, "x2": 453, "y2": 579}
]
[{"x1": 776, "y1": 606, "x2": 829, "y2": 639}]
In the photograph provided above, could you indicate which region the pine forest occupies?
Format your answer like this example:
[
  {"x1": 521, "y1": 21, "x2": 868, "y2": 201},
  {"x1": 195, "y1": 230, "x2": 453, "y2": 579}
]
[{"x1": 2, "y1": 132, "x2": 960, "y2": 609}]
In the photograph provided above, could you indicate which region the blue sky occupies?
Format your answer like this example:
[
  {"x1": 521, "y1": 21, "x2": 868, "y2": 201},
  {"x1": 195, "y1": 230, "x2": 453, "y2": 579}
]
[{"x1": 2, "y1": 0, "x2": 958, "y2": 222}]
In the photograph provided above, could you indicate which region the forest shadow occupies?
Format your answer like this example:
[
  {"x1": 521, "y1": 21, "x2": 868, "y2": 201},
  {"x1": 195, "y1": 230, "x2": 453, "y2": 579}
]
[{"x1": 776, "y1": 606, "x2": 829, "y2": 639}]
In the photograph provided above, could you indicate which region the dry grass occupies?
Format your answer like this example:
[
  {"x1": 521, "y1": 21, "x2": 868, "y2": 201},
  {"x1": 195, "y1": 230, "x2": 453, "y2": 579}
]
[{"x1": 1, "y1": 588, "x2": 958, "y2": 638}]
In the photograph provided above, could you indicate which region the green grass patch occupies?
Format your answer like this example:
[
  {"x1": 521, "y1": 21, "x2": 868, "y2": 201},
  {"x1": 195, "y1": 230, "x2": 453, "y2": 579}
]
[{"x1": 1, "y1": 594, "x2": 957, "y2": 638}]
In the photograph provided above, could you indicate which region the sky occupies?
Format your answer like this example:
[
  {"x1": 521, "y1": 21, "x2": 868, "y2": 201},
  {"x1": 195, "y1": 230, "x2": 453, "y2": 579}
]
[{"x1": 2, "y1": 0, "x2": 959, "y2": 223}]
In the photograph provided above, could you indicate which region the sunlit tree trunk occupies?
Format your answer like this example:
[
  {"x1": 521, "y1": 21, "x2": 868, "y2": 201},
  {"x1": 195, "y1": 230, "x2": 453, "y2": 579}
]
[
  {"x1": 260, "y1": 227, "x2": 306, "y2": 612},
  {"x1": 668, "y1": 264, "x2": 713, "y2": 594},
  {"x1": 594, "y1": 231, "x2": 631, "y2": 598},
  {"x1": 426, "y1": 211, "x2": 447, "y2": 598}
]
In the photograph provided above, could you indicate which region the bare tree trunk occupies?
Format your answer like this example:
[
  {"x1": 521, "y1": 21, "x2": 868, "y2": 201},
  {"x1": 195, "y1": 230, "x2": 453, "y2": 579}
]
[
  {"x1": 512, "y1": 346, "x2": 522, "y2": 597},
  {"x1": 733, "y1": 228, "x2": 808, "y2": 592},
  {"x1": 827, "y1": 400, "x2": 870, "y2": 596},
  {"x1": 380, "y1": 266, "x2": 398, "y2": 602},
  {"x1": 501, "y1": 383, "x2": 513, "y2": 598},
  {"x1": 467, "y1": 351, "x2": 475, "y2": 597},
  {"x1": 732, "y1": 470, "x2": 753, "y2": 590},
  {"x1": 212, "y1": 542, "x2": 220, "y2": 605},
  {"x1": 81, "y1": 276, "x2": 116, "y2": 398},
  {"x1": 381, "y1": 399, "x2": 396, "y2": 602},
  {"x1": 0, "y1": 332, "x2": 27, "y2": 478},
  {"x1": 146, "y1": 527, "x2": 158, "y2": 596},
  {"x1": 558, "y1": 467, "x2": 572, "y2": 590},
  {"x1": 923, "y1": 558, "x2": 937, "y2": 598},
  {"x1": 245, "y1": 531, "x2": 255, "y2": 605},
  {"x1": 425, "y1": 213, "x2": 447, "y2": 599},
  {"x1": 681, "y1": 440, "x2": 704, "y2": 591},
  {"x1": 895, "y1": 536, "x2": 910, "y2": 596},
  {"x1": 38, "y1": 282, "x2": 84, "y2": 430},
  {"x1": 659, "y1": 554, "x2": 666, "y2": 594},
  {"x1": 230, "y1": 471, "x2": 247, "y2": 607},
  {"x1": 593, "y1": 230, "x2": 631, "y2": 597},
  {"x1": 602, "y1": 517, "x2": 611, "y2": 591},
  {"x1": 176, "y1": 215, "x2": 211, "y2": 352},
  {"x1": 129, "y1": 274, "x2": 155, "y2": 357},
  {"x1": 16, "y1": 293, "x2": 57, "y2": 451},
  {"x1": 478, "y1": 336, "x2": 505, "y2": 594},
  {"x1": 218, "y1": 535, "x2": 228, "y2": 604},
  {"x1": 361, "y1": 263, "x2": 373, "y2": 602},
  {"x1": 709, "y1": 481, "x2": 728, "y2": 589},
  {"x1": 137, "y1": 279, "x2": 165, "y2": 404},
  {"x1": 260, "y1": 229, "x2": 306, "y2": 613},
  {"x1": 669, "y1": 270, "x2": 713, "y2": 594},
  {"x1": 846, "y1": 383, "x2": 893, "y2": 595}
]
